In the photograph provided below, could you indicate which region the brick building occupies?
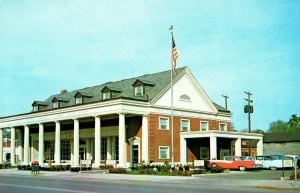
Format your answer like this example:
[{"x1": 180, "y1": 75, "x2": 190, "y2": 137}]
[{"x1": 0, "y1": 67, "x2": 263, "y2": 167}]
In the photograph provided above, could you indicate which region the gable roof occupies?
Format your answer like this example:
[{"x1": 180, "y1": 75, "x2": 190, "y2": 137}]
[
  {"x1": 29, "y1": 66, "x2": 229, "y2": 113},
  {"x1": 264, "y1": 132, "x2": 300, "y2": 143}
]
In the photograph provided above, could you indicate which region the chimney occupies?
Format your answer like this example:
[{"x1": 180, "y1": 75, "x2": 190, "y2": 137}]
[{"x1": 60, "y1": 89, "x2": 68, "y2": 94}]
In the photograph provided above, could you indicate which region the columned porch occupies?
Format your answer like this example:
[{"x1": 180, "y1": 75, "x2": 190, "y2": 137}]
[
  {"x1": 180, "y1": 131, "x2": 263, "y2": 165},
  {"x1": 0, "y1": 112, "x2": 149, "y2": 168}
]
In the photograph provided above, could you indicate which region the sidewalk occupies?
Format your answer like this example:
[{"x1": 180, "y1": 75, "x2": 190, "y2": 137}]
[{"x1": 1, "y1": 168, "x2": 299, "y2": 190}]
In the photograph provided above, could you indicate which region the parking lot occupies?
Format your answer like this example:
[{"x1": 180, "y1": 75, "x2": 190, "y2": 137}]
[{"x1": 205, "y1": 169, "x2": 295, "y2": 180}]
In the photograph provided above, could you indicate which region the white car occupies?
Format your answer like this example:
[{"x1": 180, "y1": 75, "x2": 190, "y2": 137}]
[{"x1": 255, "y1": 155, "x2": 293, "y2": 170}]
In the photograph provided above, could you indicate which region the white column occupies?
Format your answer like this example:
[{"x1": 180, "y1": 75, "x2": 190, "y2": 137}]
[
  {"x1": 24, "y1": 125, "x2": 30, "y2": 165},
  {"x1": 55, "y1": 121, "x2": 61, "y2": 165},
  {"x1": 210, "y1": 136, "x2": 217, "y2": 160},
  {"x1": 235, "y1": 138, "x2": 242, "y2": 156},
  {"x1": 118, "y1": 113, "x2": 126, "y2": 167},
  {"x1": 107, "y1": 137, "x2": 112, "y2": 160},
  {"x1": 94, "y1": 116, "x2": 101, "y2": 166},
  {"x1": 257, "y1": 138, "x2": 263, "y2": 155},
  {"x1": 73, "y1": 119, "x2": 80, "y2": 167},
  {"x1": 11, "y1": 127, "x2": 16, "y2": 165},
  {"x1": 0, "y1": 128, "x2": 3, "y2": 164},
  {"x1": 18, "y1": 129, "x2": 23, "y2": 163},
  {"x1": 142, "y1": 115, "x2": 149, "y2": 163},
  {"x1": 38, "y1": 123, "x2": 44, "y2": 166},
  {"x1": 180, "y1": 137, "x2": 187, "y2": 165}
]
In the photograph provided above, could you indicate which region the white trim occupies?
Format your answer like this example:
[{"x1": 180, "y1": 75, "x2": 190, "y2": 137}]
[
  {"x1": 0, "y1": 98, "x2": 230, "y2": 128},
  {"x1": 150, "y1": 68, "x2": 218, "y2": 113},
  {"x1": 159, "y1": 117, "x2": 169, "y2": 130},
  {"x1": 142, "y1": 115, "x2": 148, "y2": 162},
  {"x1": 134, "y1": 85, "x2": 143, "y2": 96},
  {"x1": 200, "y1": 121, "x2": 209, "y2": 131},
  {"x1": 180, "y1": 119, "x2": 190, "y2": 132},
  {"x1": 159, "y1": 146, "x2": 170, "y2": 159},
  {"x1": 181, "y1": 130, "x2": 263, "y2": 140}
]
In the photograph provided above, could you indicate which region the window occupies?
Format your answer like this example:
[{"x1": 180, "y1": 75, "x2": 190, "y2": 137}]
[
  {"x1": 45, "y1": 141, "x2": 54, "y2": 160},
  {"x1": 33, "y1": 105, "x2": 38, "y2": 112},
  {"x1": 101, "y1": 137, "x2": 107, "y2": 160},
  {"x1": 200, "y1": 147, "x2": 209, "y2": 159},
  {"x1": 114, "y1": 137, "x2": 119, "y2": 161},
  {"x1": 159, "y1": 117, "x2": 169, "y2": 130},
  {"x1": 181, "y1": 119, "x2": 190, "y2": 131},
  {"x1": 75, "y1": 97, "x2": 83, "y2": 105},
  {"x1": 219, "y1": 123, "x2": 227, "y2": 131},
  {"x1": 61, "y1": 140, "x2": 71, "y2": 160},
  {"x1": 159, "y1": 146, "x2": 170, "y2": 159},
  {"x1": 53, "y1": 101, "x2": 59, "y2": 109},
  {"x1": 135, "y1": 85, "x2": 143, "y2": 96},
  {"x1": 180, "y1": 94, "x2": 191, "y2": 101},
  {"x1": 102, "y1": 92, "x2": 111, "y2": 100},
  {"x1": 200, "y1": 121, "x2": 208, "y2": 131}
]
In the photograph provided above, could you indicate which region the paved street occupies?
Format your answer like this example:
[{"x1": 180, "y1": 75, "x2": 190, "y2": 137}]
[
  {"x1": 0, "y1": 174, "x2": 297, "y2": 193},
  {"x1": 0, "y1": 168, "x2": 299, "y2": 193}
]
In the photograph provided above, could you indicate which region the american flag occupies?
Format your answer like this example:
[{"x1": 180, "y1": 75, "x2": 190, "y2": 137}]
[{"x1": 171, "y1": 34, "x2": 178, "y2": 73}]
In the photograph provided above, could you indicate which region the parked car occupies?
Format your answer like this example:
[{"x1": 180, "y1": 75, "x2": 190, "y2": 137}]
[
  {"x1": 208, "y1": 156, "x2": 259, "y2": 171},
  {"x1": 255, "y1": 154, "x2": 293, "y2": 170}
]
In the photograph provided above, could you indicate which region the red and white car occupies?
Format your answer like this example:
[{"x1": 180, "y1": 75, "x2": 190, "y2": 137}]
[{"x1": 209, "y1": 156, "x2": 259, "y2": 171}]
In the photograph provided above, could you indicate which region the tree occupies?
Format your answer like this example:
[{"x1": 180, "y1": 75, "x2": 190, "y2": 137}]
[
  {"x1": 251, "y1": 129, "x2": 265, "y2": 134},
  {"x1": 288, "y1": 114, "x2": 300, "y2": 132},
  {"x1": 267, "y1": 120, "x2": 289, "y2": 133}
]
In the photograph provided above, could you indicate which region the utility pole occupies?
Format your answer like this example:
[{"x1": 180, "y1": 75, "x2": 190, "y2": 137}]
[
  {"x1": 244, "y1": 91, "x2": 253, "y2": 156},
  {"x1": 222, "y1": 95, "x2": 229, "y2": 109}
]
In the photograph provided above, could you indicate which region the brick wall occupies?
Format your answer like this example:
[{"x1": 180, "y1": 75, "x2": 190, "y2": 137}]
[{"x1": 148, "y1": 113, "x2": 231, "y2": 163}]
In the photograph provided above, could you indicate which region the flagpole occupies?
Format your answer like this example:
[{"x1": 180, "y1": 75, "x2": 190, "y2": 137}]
[{"x1": 169, "y1": 27, "x2": 175, "y2": 168}]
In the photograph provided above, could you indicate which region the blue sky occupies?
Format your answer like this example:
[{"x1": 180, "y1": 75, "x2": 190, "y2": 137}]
[{"x1": 0, "y1": 0, "x2": 299, "y2": 131}]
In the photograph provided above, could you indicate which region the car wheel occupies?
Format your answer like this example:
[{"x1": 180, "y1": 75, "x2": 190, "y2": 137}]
[
  {"x1": 211, "y1": 164, "x2": 218, "y2": 168},
  {"x1": 270, "y1": 167, "x2": 277, "y2": 171},
  {"x1": 239, "y1": 166, "x2": 246, "y2": 171}
]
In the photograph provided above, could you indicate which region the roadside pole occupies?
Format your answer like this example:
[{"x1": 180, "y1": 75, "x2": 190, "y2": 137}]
[{"x1": 294, "y1": 158, "x2": 297, "y2": 188}]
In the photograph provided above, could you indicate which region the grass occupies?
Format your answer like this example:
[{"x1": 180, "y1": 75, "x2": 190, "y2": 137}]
[{"x1": 127, "y1": 170, "x2": 173, "y2": 176}]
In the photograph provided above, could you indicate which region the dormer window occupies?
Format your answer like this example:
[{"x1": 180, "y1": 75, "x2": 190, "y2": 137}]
[
  {"x1": 32, "y1": 101, "x2": 49, "y2": 112},
  {"x1": 53, "y1": 101, "x2": 59, "y2": 108},
  {"x1": 135, "y1": 85, "x2": 144, "y2": 96},
  {"x1": 74, "y1": 91, "x2": 93, "y2": 105},
  {"x1": 33, "y1": 105, "x2": 38, "y2": 112},
  {"x1": 102, "y1": 92, "x2": 111, "y2": 100},
  {"x1": 75, "y1": 97, "x2": 83, "y2": 105},
  {"x1": 132, "y1": 79, "x2": 155, "y2": 97},
  {"x1": 101, "y1": 86, "x2": 121, "y2": 100}
]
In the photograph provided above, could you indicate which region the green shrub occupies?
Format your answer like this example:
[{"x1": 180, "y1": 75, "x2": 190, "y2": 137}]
[
  {"x1": 100, "y1": 165, "x2": 113, "y2": 170},
  {"x1": 108, "y1": 168, "x2": 127, "y2": 174}
]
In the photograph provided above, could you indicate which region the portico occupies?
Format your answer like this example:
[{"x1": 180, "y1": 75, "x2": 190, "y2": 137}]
[
  {"x1": 0, "y1": 103, "x2": 149, "y2": 167},
  {"x1": 180, "y1": 131, "x2": 263, "y2": 164}
]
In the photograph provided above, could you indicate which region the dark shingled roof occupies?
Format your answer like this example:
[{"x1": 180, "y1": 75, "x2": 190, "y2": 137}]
[
  {"x1": 32, "y1": 67, "x2": 228, "y2": 113},
  {"x1": 213, "y1": 102, "x2": 230, "y2": 113},
  {"x1": 264, "y1": 132, "x2": 300, "y2": 143}
]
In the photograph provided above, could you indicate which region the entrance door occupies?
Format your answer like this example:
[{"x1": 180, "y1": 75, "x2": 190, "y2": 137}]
[{"x1": 132, "y1": 145, "x2": 139, "y2": 166}]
